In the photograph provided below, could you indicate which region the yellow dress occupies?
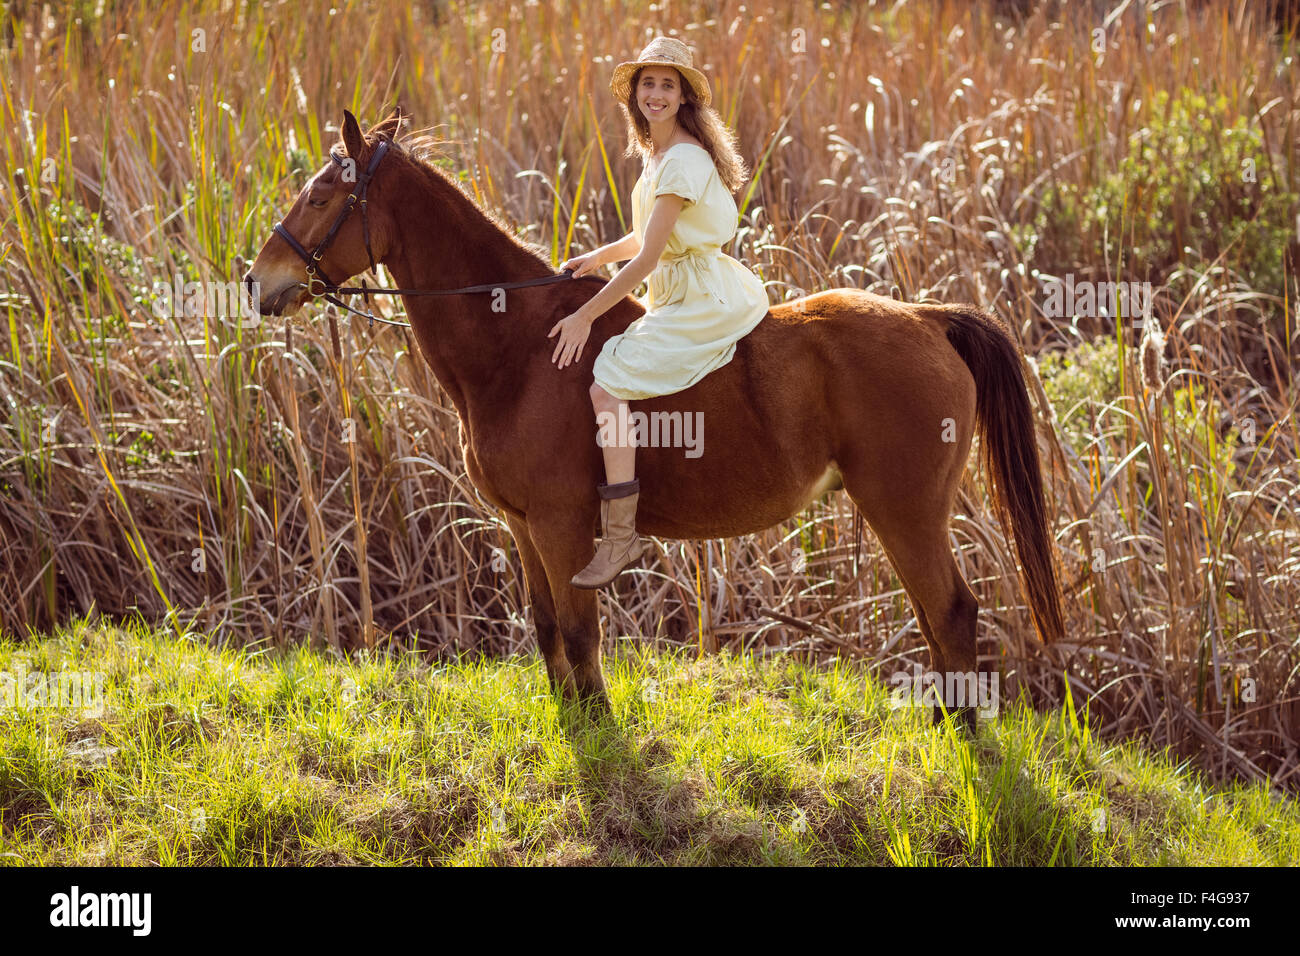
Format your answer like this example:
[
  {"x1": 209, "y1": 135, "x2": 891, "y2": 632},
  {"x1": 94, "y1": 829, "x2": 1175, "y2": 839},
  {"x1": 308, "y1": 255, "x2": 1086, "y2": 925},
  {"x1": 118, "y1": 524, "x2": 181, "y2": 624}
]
[{"x1": 592, "y1": 143, "x2": 769, "y2": 400}]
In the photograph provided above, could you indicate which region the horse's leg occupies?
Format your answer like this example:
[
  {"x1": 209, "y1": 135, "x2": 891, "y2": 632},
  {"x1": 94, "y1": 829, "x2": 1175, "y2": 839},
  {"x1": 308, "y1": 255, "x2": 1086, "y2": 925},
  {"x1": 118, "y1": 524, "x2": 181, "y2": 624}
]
[
  {"x1": 526, "y1": 510, "x2": 609, "y2": 709},
  {"x1": 880, "y1": 542, "x2": 974, "y2": 730},
  {"x1": 887, "y1": 528, "x2": 979, "y2": 732},
  {"x1": 878, "y1": 541, "x2": 945, "y2": 677},
  {"x1": 845, "y1": 494, "x2": 980, "y2": 732},
  {"x1": 503, "y1": 511, "x2": 572, "y2": 694}
]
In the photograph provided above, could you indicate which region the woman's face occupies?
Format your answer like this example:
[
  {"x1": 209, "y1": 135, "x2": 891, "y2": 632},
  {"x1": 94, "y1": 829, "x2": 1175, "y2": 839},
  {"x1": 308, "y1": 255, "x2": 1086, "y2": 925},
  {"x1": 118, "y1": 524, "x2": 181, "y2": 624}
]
[{"x1": 636, "y1": 66, "x2": 685, "y2": 126}]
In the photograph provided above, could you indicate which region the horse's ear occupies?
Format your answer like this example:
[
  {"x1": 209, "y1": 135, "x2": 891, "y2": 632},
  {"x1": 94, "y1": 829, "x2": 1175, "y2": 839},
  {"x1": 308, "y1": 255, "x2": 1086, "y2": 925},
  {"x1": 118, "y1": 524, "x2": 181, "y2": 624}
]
[{"x1": 341, "y1": 109, "x2": 365, "y2": 159}]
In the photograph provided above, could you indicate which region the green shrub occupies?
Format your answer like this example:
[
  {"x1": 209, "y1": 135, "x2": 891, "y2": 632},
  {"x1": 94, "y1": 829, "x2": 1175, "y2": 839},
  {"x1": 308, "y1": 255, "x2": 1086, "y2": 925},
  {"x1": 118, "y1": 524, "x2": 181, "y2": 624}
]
[
  {"x1": 1038, "y1": 337, "x2": 1239, "y2": 486},
  {"x1": 1037, "y1": 337, "x2": 1122, "y2": 452},
  {"x1": 1028, "y1": 88, "x2": 1298, "y2": 300}
]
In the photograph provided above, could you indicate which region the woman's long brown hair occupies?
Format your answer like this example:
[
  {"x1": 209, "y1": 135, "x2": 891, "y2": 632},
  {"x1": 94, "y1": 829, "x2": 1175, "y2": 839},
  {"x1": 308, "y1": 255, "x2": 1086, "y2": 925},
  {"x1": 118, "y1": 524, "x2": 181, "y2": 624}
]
[{"x1": 620, "y1": 65, "x2": 748, "y2": 193}]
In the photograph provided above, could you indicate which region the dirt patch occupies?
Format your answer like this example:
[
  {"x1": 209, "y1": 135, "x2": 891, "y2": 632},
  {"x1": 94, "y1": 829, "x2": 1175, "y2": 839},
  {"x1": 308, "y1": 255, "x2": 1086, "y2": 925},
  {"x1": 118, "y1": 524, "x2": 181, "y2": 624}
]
[{"x1": 353, "y1": 776, "x2": 484, "y2": 863}]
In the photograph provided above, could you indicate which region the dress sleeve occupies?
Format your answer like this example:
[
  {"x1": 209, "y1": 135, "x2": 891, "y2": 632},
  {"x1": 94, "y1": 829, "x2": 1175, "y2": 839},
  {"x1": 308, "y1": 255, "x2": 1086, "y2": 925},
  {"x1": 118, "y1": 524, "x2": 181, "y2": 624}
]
[{"x1": 653, "y1": 152, "x2": 710, "y2": 206}]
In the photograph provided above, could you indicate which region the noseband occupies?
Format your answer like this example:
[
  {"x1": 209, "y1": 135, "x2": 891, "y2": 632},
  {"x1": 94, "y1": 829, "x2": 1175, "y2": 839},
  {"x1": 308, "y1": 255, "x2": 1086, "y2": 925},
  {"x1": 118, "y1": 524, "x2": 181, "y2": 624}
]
[{"x1": 270, "y1": 138, "x2": 601, "y2": 327}]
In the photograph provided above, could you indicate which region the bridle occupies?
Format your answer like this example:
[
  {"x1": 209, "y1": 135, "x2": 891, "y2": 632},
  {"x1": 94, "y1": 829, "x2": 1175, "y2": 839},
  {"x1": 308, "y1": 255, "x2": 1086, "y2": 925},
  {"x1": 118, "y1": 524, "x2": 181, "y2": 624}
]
[
  {"x1": 273, "y1": 140, "x2": 390, "y2": 301},
  {"x1": 270, "y1": 138, "x2": 604, "y2": 327}
]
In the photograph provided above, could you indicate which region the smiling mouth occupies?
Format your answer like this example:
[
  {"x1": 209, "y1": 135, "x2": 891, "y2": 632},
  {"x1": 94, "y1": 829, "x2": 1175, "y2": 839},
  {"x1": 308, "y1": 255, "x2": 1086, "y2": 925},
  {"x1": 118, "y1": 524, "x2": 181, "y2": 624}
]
[{"x1": 646, "y1": 103, "x2": 667, "y2": 113}]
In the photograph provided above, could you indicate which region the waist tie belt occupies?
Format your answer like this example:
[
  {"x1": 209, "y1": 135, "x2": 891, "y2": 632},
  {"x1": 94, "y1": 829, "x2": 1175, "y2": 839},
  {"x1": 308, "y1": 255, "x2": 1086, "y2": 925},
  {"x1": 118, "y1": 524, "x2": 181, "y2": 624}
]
[{"x1": 649, "y1": 248, "x2": 727, "y2": 308}]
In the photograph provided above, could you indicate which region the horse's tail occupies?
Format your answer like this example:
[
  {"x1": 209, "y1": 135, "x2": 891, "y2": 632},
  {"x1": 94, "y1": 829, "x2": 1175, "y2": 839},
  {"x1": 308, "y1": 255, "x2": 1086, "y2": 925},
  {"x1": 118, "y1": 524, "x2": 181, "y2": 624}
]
[{"x1": 941, "y1": 305, "x2": 1064, "y2": 644}]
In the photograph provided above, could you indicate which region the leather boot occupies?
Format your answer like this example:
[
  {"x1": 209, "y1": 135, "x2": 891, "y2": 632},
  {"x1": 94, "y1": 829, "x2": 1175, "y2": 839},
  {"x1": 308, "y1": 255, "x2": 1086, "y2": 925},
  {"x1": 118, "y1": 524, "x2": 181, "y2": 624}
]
[{"x1": 571, "y1": 478, "x2": 645, "y2": 589}]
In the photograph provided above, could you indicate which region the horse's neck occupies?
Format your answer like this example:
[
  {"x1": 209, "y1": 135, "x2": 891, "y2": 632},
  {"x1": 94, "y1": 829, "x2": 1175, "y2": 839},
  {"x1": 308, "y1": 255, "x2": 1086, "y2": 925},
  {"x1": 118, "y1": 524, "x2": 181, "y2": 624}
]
[{"x1": 382, "y1": 165, "x2": 552, "y2": 420}]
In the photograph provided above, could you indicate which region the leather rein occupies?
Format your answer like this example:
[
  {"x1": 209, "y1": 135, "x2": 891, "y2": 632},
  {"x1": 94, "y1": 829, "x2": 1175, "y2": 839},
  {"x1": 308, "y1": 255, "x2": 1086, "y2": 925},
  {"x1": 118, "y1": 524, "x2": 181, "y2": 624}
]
[{"x1": 271, "y1": 139, "x2": 603, "y2": 327}]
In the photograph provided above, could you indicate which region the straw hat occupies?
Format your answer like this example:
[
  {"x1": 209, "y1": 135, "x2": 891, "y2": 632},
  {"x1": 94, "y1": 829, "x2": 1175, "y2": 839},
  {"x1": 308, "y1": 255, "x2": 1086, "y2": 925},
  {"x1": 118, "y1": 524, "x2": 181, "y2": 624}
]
[{"x1": 609, "y1": 36, "x2": 712, "y2": 108}]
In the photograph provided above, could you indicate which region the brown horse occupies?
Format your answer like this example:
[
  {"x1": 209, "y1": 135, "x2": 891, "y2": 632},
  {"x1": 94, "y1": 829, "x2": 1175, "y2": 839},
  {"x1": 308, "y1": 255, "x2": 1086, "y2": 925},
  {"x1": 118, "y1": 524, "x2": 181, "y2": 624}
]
[{"x1": 247, "y1": 111, "x2": 1064, "y2": 730}]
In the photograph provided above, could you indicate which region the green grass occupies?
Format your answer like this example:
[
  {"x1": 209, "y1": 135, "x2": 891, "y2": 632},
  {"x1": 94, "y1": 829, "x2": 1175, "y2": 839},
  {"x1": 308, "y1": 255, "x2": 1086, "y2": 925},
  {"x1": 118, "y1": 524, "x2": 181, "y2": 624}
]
[{"x1": 1, "y1": 620, "x2": 1295, "y2": 866}]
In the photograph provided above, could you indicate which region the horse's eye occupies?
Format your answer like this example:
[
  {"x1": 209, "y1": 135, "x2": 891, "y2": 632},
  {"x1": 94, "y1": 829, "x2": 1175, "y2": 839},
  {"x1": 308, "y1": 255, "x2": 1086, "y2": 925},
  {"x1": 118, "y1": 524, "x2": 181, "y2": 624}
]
[{"x1": 308, "y1": 196, "x2": 328, "y2": 208}]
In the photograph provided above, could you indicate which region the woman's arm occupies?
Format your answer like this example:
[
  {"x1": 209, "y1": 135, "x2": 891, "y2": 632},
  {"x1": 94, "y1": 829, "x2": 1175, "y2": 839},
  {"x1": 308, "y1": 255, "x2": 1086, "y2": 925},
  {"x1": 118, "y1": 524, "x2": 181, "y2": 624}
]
[
  {"x1": 596, "y1": 231, "x2": 642, "y2": 265},
  {"x1": 549, "y1": 194, "x2": 686, "y2": 368},
  {"x1": 559, "y1": 231, "x2": 640, "y2": 277},
  {"x1": 575, "y1": 196, "x2": 684, "y2": 321}
]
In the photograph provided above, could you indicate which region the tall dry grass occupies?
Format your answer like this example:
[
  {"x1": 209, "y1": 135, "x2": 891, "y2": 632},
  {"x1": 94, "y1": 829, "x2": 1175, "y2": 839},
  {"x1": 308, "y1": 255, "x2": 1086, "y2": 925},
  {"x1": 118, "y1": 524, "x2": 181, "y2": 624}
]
[{"x1": 0, "y1": 0, "x2": 1297, "y2": 789}]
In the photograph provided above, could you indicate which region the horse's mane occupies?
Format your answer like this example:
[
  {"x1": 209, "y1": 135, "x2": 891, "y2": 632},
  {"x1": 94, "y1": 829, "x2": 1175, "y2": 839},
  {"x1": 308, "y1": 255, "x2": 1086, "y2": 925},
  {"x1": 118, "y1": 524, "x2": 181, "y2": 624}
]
[{"x1": 358, "y1": 123, "x2": 556, "y2": 270}]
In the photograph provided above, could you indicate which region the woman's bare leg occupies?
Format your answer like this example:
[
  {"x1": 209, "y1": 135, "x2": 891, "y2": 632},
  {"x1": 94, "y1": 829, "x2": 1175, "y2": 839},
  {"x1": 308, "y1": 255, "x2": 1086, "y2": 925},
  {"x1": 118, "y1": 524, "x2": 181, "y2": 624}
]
[
  {"x1": 589, "y1": 383, "x2": 637, "y2": 483},
  {"x1": 570, "y1": 381, "x2": 646, "y2": 590}
]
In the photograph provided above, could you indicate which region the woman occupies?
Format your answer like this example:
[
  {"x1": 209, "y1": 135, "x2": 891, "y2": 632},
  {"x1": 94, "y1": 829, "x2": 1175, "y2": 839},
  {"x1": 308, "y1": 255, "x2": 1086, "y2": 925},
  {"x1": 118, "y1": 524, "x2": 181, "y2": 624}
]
[{"x1": 548, "y1": 35, "x2": 769, "y2": 589}]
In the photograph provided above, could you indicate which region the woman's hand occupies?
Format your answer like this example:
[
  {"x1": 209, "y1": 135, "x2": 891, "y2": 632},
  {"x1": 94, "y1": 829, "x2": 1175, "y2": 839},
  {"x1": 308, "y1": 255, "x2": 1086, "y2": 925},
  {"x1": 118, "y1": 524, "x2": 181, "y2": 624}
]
[
  {"x1": 560, "y1": 251, "x2": 601, "y2": 278},
  {"x1": 548, "y1": 306, "x2": 595, "y2": 369}
]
